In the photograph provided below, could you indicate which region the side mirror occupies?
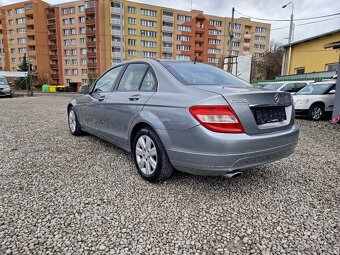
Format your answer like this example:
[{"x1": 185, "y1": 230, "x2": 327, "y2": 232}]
[
  {"x1": 329, "y1": 89, "x2": 336, "y2": 94},
  {"x1": 79, "y1": 85, "x2": 89, "y2": 94}
]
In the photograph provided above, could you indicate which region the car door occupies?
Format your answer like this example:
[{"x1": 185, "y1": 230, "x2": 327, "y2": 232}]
[
  {"x1": 104, "y1": 63, "x2": 157, "y2": 146},
  {"x1": 80, "y1": 65, "x2": 124, "y2": 134},
  {"x1": 324, "y1": 84, "x2": 336, "y2": 111}
]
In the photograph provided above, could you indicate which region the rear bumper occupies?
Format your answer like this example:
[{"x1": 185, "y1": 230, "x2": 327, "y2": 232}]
[{"x1": 157, "y1": 125, "x2": 299, "y2": 176}]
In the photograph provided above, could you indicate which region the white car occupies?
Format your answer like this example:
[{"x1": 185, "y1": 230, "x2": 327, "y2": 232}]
[
  {"x1": 263, "y1": 81, "x2": 310, "y2": 94},
  {"x1": 293, "y1": 81, "x2": 336, "y2": 120}
]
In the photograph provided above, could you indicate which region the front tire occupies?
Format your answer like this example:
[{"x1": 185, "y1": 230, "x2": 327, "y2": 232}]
[
  {"x1": 308, "y1": 104, "x2": 324, "y2": 121},
  {"x1": 68, "y1": 107, "x2": 83, "y2": 136},
  {"x1": 133, "y1": 128, "x2": 174, "y2": 182}
]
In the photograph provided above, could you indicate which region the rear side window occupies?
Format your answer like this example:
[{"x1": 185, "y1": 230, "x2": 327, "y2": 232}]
[
  {"x1": 161, "y1": 62, "x2": 250, "y2": 87},
  {"x1": 118, "y1": 64, "x2": 149, "y2": 91},
  {"x1": 140, "y1": 69, "x2": 157, "y2": 91},
  {"x1": 93, "y1": 65, "x2": 123, "y2": 93}
]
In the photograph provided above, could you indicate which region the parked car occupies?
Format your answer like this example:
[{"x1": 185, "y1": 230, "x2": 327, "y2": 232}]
[
  {"x1": 67, "y1": 59, "x2": 299, "y2": 182},
  {"x1": 293, "y1": 81, "x2": 336, "y2": 120},
  {"x1": 263, "y1": 81, "x2": 309, "y2": 94},
  {"x1": 0, "y1": 76, "x2": 13, "y2": 98},
  {"x1": 252, "y1": 82, "x2": 271, "y2": 88}
]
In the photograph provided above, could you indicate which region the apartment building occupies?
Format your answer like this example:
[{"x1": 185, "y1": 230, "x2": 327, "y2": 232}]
[
  {"x1": 0, "y1": 0, "x2": 270, "y2": 87},
  {"x1": 0, "y1": 0, "x2": 50, "y2": 80}
]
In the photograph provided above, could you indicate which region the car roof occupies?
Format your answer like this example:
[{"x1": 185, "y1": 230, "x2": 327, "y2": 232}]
[{"x1": 310, "y1": 81, "x2": 336, "y2": 85}]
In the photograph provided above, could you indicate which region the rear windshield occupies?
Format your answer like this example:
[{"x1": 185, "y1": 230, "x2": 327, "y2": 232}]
[
  {"x1": 263, "y1": 83, "x2": 285, "y2": 90},
  {"x1": 0, "y1": 77, "x2": 9, "y2": 85},
  {"x1": 161, "y1": 62, "x2": 250, "y2": 87}
]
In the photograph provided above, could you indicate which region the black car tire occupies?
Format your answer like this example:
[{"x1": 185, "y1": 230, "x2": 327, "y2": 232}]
[
  {"x1": 68, "y1": 107, "x2": 83, "y2": 136},
  {"x1": 307, "y1": 104, "x2": 324, "y2": 121},
  {"x1": 133, "y1": 128, "x2": 174, "y2": 182}
]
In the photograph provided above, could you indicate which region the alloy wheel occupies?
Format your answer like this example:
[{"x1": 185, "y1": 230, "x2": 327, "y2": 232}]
[
  {"x1": 68, "y1": 110, "x2": 77, "y2": 133},
  {"x1": 135, "y1": 135, "x2": 158, "y2": 175},
  {"x1": 311, "y1": 107, "x2": 322, "y2": 120}
]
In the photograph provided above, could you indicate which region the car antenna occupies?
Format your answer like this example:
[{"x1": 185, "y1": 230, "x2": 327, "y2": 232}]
[{"x1": 194, "y1": 56, "x2": 197, "y2": 64}]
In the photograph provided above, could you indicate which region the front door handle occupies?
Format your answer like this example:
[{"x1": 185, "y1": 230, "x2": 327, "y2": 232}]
[
  {"x1": 129, "y1": 94, "x2": 141, "y2": 101},
  {"x1": 98, "y1": 95, "x2": 106, "y2": 101}
]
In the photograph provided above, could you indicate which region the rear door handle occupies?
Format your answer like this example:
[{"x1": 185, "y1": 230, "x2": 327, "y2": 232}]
[
  {"x1": 98, "y1": 95, "x2": 106, "y2": 101},
  {"x1": 129, "y1": 94, "x2": 141, "y2": 101}
]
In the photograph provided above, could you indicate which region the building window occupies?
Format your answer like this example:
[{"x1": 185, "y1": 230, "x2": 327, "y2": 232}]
[
  {"x1": 81, "y1": 69, "x2": 87, "y2": 75},
  {"x1": 209, "y1": 20, "x2": 222, "y2": 26},
  {"x1": 254, "y1": 44, "x2": 265, "y2": 49},
  {"x1": 73, "y1": 69, "x2": 78, "y2": 75},
  {"x1": 255, "y1": 27, "x2": 266, "y2": 33},
  {"x1": 255, "y1": 35, "x2": 266, "y2": 41},
  {"x1": 80, "y1": 38, "x2": 86, "y2": 44},
  {"x1": 231, "y1": 41, "x2": 240, "y2": 47},
  {"x1": 18, "y1": 47, "x2": 27, "y2": 53},
  {"x1": 11, "y1": 58, "x2": 16, "y2": 63},
  {"x1": 71, "y1": 59, "x2": 78, "y2": 65},
  {"x1": 62, "y1": 8, "x2": 68, "y2": 15},
  {"x1": 141, "y1": 8, "x2": 157, "y2": 17},
  {"x1": 325, "y1": 63, "x2": 338, "y2": 72},
  {"x1": 177, "y1": 15, "x2": 191, "y2": 22},
  {"x1": 65, "y1": 69, "x2": 71, "y2": 75},
  {"x1": 69, "y1": 7, "x2": 75, "y2": 14},
  {"x1": 207, "y1": 48, "x2": 220, "y2": 54},
  {"x1": 142, "y1": 51, "x2": 156, "y2": 58},
  {"x1": 141, "y1": 40, "x2": 156, "y2": 48},
  {"x1": 17, "y1": 28, "x2": 26, "y2": 34},
  {"x1": 177, "y1": 25, "x2": 191, "y2": 32},
  {"x1": 72, "y1": 49, "x2": 77, "y2": 55},
  {"x1": 128, "y1": 17, "x2": 136, "y2": 24},
  {"x1": 82, "y1": 79, "x2": 88, "y2": 85},
  {"x1": 62, "y1": 19, "x2": 69, "y2": 25},
  {"x1": 79, "y1": 6, "x2": 85, "y2": 12},
  {"x1": 128, "y1": 28, "x2": 136, "y2": 35},
  {"x1": 79, "y1": 16, "x2": 86, "y2": 23},
  {"x1": 16, "y1": 18, "x2": 26, "y2": 25},
  {"x1": 64, "y1": 39, "x2": 70, "y2": 46},
  {"x1": 128, "y1": 39, "x2": 136, "y2": 45},
  {"x1": 230, "y1": 23, "x2": 241, "y2": 30},
  {"x1": 80, "y1": 28, "x2": 86, "y2": 34},
  {"x1": 7, "y1": 10, "x2": 13, "y2": 16},
  {"x1": 128, "y1": 49, "x2": 136, "y2": 56},
  {"x1": 81, "y1": 59, "x2": 87, "y2": 65},
  {"x1": 63, "y1": 29, "x2": 69, "y2": 35},
  {"x1": 9, "y1": 29, "x2": 14, "y2": 35},
  {"x1": 231, "y1": 50, "x2": 239, "y2": 56},
  {"x1": 65, "y1": 59, "x2": 71, "y2": 65},
  {"x1": 177, "y1": 35, "x2": 191, "y2": 42},
  {"x1": 176, "y1": 55, "x2": 190, "y2": 61},
  {"x1": 8, "y1": 19, "x2": 14, "y2": 25},
  {"x1": 208, "y1": 29, "x2": 221, "y2": 35},
  {"x1": 141, "y1": 19, "x2": 157, "y2": 27},
  {"x1": 295, "y1": 67, "x2": 305, "y2": 74},
  {"x1": 128, "y1": 6, "x2": 136, "y2": 13},
  {"x1": 70, "y1": 18, "x2": 76, "y2": 24},
  {"x1": 254, "y1": 53, "x2": 264, "y2": 58},
  {"x1": 10, "y1": 39, "x2": 15, "y2": 45},
  {"x1": 16, "y1": 8, "x2": 25, "y2": 14},
  {"x1": 176, "y1": 45, "x2": 190, "y2": 51},
  {"x1": 208, "y1": 39, "x2": 221, "y2": 45},
  {"x1": 207, "y1": 57, "x2": 219, "y2": 63},
  {"x1": 18, "y1": 38, "x2": 27, "y2": 44},
  {"x1": 141, "y1": 30, "x2": 156, "y2": 37},
  {"x1": 233, "y1": 32, "x2": 241, "y2": 38},
  {"x1": 64, "y1": 50, "x2": 70, "y2": 55},
  {"x1": 81, "y1": 48, "x2": 87, "y2": 54}
]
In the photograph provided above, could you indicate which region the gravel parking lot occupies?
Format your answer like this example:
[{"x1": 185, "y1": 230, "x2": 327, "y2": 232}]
[{"x1": 0, "y1": 96, "x2": 339, "y2": 255}]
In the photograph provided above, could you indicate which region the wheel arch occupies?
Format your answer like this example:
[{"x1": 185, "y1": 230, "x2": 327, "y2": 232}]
[
  {"x1": 129, "y1": 122, "x2": 154, "y2": 152},
  {"x1": 310, "y1": 101, "x2": 325, "y2": 109}
]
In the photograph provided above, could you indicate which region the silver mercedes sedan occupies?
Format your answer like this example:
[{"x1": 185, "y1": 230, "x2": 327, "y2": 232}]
[{"x1": 67, "y1": 59, "x2": 299, "y2": 182}]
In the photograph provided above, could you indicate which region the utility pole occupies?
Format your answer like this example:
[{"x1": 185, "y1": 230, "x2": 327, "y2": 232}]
[
  {"x1": 0, "y1": 38, "x2": 4, "y2": 71},
  {"x1": 119, "y1": 0, "x2": 124, "y2": 63},
  {"x1": 282, "y1": 2, "x2": 294, "y2": 75},
  {"x1": 227, "y1": 7, "x2": 235, "y2": 73}
]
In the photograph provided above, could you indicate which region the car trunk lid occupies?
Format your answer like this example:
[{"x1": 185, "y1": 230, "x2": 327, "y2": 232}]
[{"x1": 192, "y1": 85, "x2": 294, "y2": 135}]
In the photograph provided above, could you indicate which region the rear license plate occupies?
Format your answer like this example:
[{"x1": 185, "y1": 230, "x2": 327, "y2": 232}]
[{"x1": 252, "y1": 106, "x2": 286, "y2": 124}]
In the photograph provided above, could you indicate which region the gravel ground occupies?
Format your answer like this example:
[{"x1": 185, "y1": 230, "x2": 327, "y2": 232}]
[{"x1": 0, "y1": 96, "x2": 339, "y2": 255}]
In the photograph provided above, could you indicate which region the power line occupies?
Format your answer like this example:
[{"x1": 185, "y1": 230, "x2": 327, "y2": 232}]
[{"x1": 235, "y1": 9, "x2": 340, "y2": 22}]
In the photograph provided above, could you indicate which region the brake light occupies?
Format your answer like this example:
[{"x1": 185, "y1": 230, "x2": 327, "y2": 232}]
[{"x1": 189, "y1": 105, "x2": 244, "y2": 133}]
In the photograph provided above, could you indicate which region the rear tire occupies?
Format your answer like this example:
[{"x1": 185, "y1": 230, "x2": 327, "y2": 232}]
[
  {"x1": 68, "y1": 107, "x2": 83, "y2": 136},
  {"x1": 133, "y1": 128, "x2": 174, "y2": 182},
  {"x1": 308, "y1": 104, "x2": 324, "y2": 121}
]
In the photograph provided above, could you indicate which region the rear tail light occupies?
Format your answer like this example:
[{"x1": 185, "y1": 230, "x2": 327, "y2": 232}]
[{"x1": 189, "y1": 105, "x2": 244, "y2": 133}]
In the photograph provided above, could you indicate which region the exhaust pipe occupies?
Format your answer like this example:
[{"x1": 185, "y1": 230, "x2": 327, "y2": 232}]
[{"x1": 223, "y1": 171, "x2": 242, "y2": 179}]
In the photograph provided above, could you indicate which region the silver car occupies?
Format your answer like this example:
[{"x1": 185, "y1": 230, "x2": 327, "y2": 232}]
[
  {"x1": 0, "y1": 76, "x2": 13, "y2": 98},
  {"x1": 67, "y1": 59, "x2": 299, "y2": 182}
]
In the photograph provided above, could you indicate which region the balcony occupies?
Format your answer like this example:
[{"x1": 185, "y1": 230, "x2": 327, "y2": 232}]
[
  {"x1": 28, "y1": 50, "x2": 36, "y2": 56},
  {"x1": 162, "y1": 46, "x2": 173, "y2": 53},
  {"x1": 111, "y1": 30, "x2": 122, "y2": 36},
  {"x1": 50, "y1": 54, "x2": 58, "y2": 59},
  {"x1": 112, "y1": 41, "x2": 121, "y2": 47},
  {"x1": 244, "y1": 33, "x2": 252, "y2": 39},
  {"x1": 86, "y1": 18, "x2": 96, "y2": 25},
  {"x1": 195, "y1": 37, "x2": 204, "y2": 43},
  {"x1": 47, "y1": 23, "x2": 56, "y2": 30},
  {"x1": 26, "y1": 30, "x2": 34, "y2": 36},
  {"x1": 111, "y1": 18, "x2": 123, "y2": 25},
  {"x1": 111, "y1": 7, "x2": 123, "y2": 14},
  {"x1": 86, "y1": 41, "x2": 96, "y2": 47},
  {"x1": 162, "y1": 36, "x2": 173, "y2": 42},
  {"x1": 196, "y1": 55, "x2": 203, "y2": 62},
  {"x1": 51, "y1": 74, "x2": 59, "y2": 79},
  {"x1": 195, "y1": 46, "x2": 203, "y2": 52},
  {"x1": 162, "y1": 26, "x2": 173, "y2": 32},
  {"x1": 87, "y1": 52, "x2": 97, "y2": 58},
  {"x1": 243, "y1": 42, "x2": 251, "y2": 47},
  {"x1": 25, "y1": 8, "x2": 33, "y2": 15},
  {"x1": 49, "y1": 44, "x2": 57, "y2": 50},
  {"x1": 112, "y1": 52, "x2": 121, "y2": 58},
  {"x1": 85, "y1": 7, "x2": 95, "y2": 14},
  {"x1": 195, "y1": 26, "x2": 204, "y2": 33},
  {"x1": 86, "y1": 30, "x2": 96, "y2": 36},
  {"x1": 26, "y1": 19, "x2": 34, "y2": 25},
  {"x1": 87, "y1": 62, "x2": 97, "y2": 68},
  {"x1": 27, "y1": 40, "x2": 35, "y2": 46},
  {"x1": 47, "y1": 14, "x2": 55, "y2": 19},
  {"x1": 162, "y1": 15, "x2": 174, "y2": 22},
  {"x1": 48, "y1": 34, "x2": 56, "y2": 40},
  {"x1": 50, "y1": 64, "x2": 58, "y2": 69}
]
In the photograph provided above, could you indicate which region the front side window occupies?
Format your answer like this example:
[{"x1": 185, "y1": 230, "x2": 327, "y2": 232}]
[
  {"x1": 93, "y1": 65, "x2": 123, "y2": 93},
  {"x1": 118, "y1": 64, "x2": 149, "y2": 91}
]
